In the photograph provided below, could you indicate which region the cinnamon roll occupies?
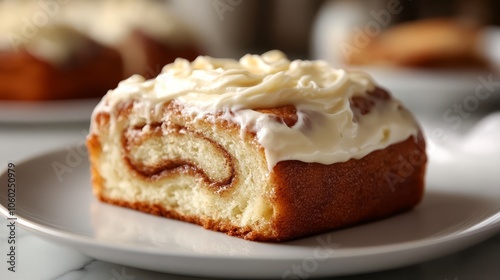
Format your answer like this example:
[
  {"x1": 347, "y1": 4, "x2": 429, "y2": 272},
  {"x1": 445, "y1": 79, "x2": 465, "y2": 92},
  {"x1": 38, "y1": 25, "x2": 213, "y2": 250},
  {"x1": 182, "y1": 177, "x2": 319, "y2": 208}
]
[{"x1": 87, "y1": 50, "x2": 426, "y2": 241}]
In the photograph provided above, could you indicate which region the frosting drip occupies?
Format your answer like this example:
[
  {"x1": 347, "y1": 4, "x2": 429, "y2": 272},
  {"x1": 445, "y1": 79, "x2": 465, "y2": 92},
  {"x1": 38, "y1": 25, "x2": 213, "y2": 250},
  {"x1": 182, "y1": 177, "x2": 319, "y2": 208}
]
[{"x1": 94, "y1": 51, "x2": 419, "y2": 169}]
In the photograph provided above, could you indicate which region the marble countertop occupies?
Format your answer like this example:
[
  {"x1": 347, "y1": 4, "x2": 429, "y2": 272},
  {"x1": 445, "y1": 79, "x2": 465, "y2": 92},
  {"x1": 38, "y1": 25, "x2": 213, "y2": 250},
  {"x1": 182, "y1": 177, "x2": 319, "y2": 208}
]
[{"x1": 1, "y1": 119, "x2": 500, "y2": 280}]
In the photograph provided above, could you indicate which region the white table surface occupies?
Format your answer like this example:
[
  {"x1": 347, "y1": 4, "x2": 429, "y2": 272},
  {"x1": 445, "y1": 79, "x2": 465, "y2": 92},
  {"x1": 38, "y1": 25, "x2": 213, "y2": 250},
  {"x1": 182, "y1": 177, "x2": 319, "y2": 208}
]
[{"x1": 0, "y1": 117, "x2": 499, "y2": 280}]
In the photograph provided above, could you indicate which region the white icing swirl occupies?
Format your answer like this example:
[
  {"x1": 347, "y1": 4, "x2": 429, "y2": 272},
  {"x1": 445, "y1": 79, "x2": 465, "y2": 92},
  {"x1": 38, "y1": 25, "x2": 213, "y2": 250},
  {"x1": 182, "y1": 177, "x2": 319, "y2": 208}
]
[{"x1": 94, "y1": 50, "x2": 419, "y2": 169}]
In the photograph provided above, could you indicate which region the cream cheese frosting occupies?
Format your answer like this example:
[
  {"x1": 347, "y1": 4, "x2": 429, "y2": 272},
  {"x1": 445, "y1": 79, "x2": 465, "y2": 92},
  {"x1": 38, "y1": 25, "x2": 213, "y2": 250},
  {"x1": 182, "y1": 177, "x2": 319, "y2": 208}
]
[
  {"x1": 93, "y1": 50, "x2": 419, "y2": 169},
  {"x1": 0, "y1": 0, "x2": 193, "y2": 65}
]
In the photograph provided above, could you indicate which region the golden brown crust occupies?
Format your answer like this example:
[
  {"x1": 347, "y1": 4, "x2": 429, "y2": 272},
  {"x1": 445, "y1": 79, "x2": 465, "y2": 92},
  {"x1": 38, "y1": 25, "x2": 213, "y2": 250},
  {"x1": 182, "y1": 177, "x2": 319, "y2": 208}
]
[
  {"x1": 87, "y1": 133, "x2": 105, "y2": 197},
  {"x1": 269, "y1": 133, "x2": 426, "y2": 241},
  {"x1": 87, "y1": 95, "x2": 426, "y2": 241}
]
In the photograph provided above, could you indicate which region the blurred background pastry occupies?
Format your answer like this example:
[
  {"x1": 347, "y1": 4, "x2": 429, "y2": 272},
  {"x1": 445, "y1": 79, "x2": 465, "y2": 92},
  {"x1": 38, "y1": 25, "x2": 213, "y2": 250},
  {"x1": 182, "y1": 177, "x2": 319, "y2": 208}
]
[
  {"x1": 0, "y1": 0, "x2": 200, "y2": 101},
  {"x1": 0, "y1": 25, "x2": 123, "y2": 101},
  {"x1": 312, "y1": 0, "x2": 500, "y2": 70},
  {"x1": 311, "y1": 0, "x2": 500, "y2": 116},
  {"x1": 346, "y1": 18, "x2": 489, "y2": 69},
  {"x1": 59, "y1": 0, "x2": 201, "y2": 79}
]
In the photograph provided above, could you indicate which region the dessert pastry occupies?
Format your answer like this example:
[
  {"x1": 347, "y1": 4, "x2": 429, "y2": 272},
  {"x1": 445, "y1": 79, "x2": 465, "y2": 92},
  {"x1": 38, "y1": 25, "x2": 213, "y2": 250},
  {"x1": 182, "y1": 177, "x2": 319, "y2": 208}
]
[
  {"x1": 87, "y1": 50, "x2": 427, "y2": 241},
  {"x1": 0, "y1": 0, "x2": 199, "y2": 101},
  {"x1": 347, "y1": 18, "x2": 489, "y2": 69},
  {"x1": 0, "y1": 26, "x2": 123, "y2": 101},
  {"x1": 63, "y1": 0, "x2": 201, "y2": 79}
]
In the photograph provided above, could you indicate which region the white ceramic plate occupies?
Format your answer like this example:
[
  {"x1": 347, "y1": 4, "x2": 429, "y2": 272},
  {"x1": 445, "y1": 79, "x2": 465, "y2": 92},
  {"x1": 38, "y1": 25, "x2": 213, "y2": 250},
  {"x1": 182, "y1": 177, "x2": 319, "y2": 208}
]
[
  {"x1": 1, "y1": 147, "x2": 500, "y2": 279},
  {"x1": 0, "y1": 98, "x2": 100, "y2": 123}
]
